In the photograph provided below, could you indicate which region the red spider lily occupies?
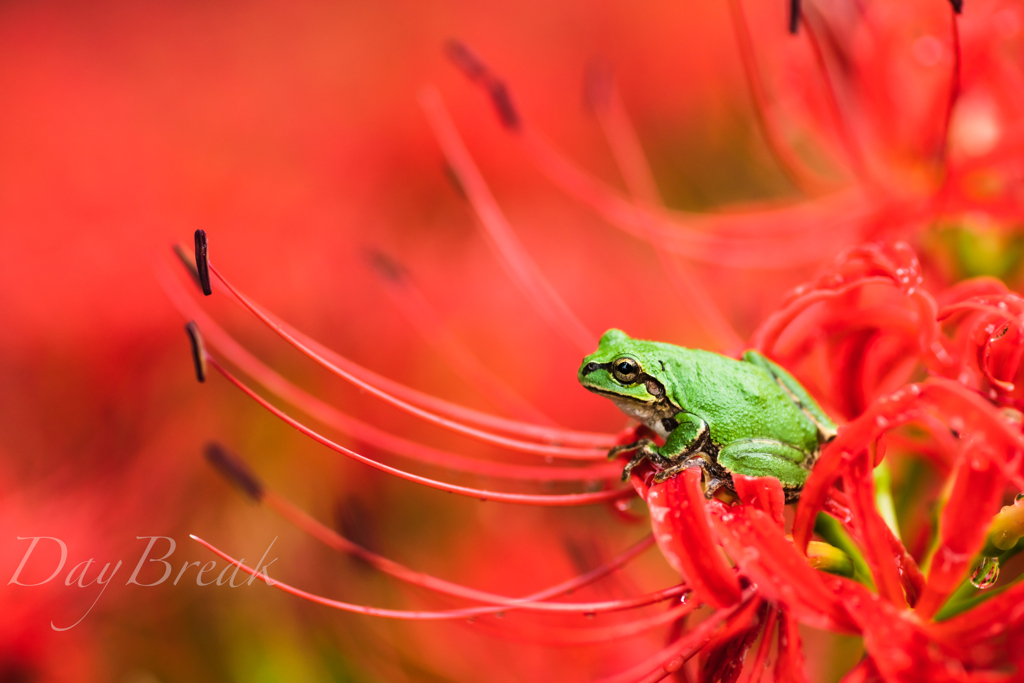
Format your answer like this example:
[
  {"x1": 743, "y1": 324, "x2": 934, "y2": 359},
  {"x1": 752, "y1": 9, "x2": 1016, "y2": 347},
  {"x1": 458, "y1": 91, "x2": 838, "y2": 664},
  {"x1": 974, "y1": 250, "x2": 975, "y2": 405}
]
[
  {"x1": 172, "y1": 176, "x2": 1024, "y2": 681},
  {"x1": 161, "y1": 1, "x2": 1024, "y2": 682},
  {"x1": 445, "y1": 0, "x2": 1024, "y2": 300}
]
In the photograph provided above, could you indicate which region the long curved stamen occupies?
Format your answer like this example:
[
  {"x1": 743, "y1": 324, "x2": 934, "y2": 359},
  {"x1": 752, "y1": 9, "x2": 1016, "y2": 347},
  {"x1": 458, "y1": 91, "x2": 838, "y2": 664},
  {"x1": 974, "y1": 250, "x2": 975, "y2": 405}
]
[
  {"x1": 726, "y1": 0, "x2": 833, "y2": 194},
  {"x1": 419, "y1": 86, "x2": 597, "y2": 356},
  {"x1": 366, "y1": 249, "x2": 557, "y2": 425},
  {"x1": 269, "y1": 490, "x2": 662, "y2": 611},
  {"x1": 204, "y1": 354, "x2": 632, "y2": 505},
  {"x1": 800, "y1": 14, "x2": 872, "y2": 184},
  {"x1": 737, "y1": 607, "x2": 777, "y2": 683},
  {"x1": 180, "y1": 251, "x2": 615, "y2": 449},
  {"x1": 445, "y1": 43, "x2": 862, "y2": 267},
  {"x1": 207, "y1": 263, "x2": 611, "y2": 459},
  {"x1": 164, "y1": 271, "x2": 618, "y2": 480},
  {"x1": 206, "y1": 442, "x2": 659, "y2": 611},
  {"x1": 470, "y1": 601, "x2": 695, "y2": 646},
  {"x1": 585, "y1": 67, "x2": 745, "y2": 353},
  {"x1": 521, "y1": 129, "x2": 863, "y2": 266},
  {"x1": 938, "y1": 4, "x2": 962, "y2": 171},
  {"x1": 595, "y1": 590, "x2": 758, "y2": 683},
  {"x1": 190, "y1": 535, "x2": 687, "y2": 619}
]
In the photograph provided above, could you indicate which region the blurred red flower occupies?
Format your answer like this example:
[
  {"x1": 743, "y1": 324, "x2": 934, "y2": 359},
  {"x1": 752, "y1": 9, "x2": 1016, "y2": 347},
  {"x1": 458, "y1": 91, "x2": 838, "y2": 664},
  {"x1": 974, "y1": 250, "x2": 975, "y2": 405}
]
[
  {"x1": 171, "y1": 1, "x2": 1024, "y2": 681},
  {"x1": 6, "y1": 0, "x2": 1024, "y2": 680}
]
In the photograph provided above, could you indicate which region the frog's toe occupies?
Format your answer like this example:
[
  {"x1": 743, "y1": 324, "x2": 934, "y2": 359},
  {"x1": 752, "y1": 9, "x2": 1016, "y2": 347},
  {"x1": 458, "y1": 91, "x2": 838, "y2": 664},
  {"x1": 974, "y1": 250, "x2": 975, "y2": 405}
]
[
  {"x1": 620, "y1": 451, "x2": 648, "y2": 481},
  {"x1": 702, "y1": 477, "x2": 728, "y2": 499},
  {"x1": 652, "y1": 460, "x2": 701, "y2": 484},
  {"x1": 607, "y1": 438, "x2": 655, "y2": 461}
]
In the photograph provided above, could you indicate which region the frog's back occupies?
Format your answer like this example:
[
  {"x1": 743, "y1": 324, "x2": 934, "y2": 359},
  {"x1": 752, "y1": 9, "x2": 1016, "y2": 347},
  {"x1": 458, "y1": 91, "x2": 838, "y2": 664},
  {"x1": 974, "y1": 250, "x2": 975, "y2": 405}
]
[{"x1": 654, "y1": 344, "x2": 820, "y2": 452}]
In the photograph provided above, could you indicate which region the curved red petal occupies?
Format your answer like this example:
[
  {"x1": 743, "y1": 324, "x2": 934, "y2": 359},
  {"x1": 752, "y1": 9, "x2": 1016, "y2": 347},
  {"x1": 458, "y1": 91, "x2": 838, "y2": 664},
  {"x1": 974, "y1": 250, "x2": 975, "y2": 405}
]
[
  {"x1": 642, "y1": 468, "x2": 742, "y2": 609},
  {"x1": 709, "y1": 502, "x2": 858, "y2": 632},
  {"x1": 916, "y1": 442, "x2": 1008, "y2": 619},
  {"x1": 733, "y1": 474, "x2": 785, "y2": 526}
]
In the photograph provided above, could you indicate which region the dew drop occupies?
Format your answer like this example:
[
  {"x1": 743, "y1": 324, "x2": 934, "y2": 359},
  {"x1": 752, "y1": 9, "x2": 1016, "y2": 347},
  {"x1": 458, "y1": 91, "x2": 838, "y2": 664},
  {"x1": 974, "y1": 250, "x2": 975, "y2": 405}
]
[
  {"x1": 970, "y1": 556, "x2": 1000, "y2": 589},
  {"x1": 584, "y1": 612, "x2": 596, "y2": 620},
  {"x1": 495, "y1": 611, "x2": 505, "y2": 619}
]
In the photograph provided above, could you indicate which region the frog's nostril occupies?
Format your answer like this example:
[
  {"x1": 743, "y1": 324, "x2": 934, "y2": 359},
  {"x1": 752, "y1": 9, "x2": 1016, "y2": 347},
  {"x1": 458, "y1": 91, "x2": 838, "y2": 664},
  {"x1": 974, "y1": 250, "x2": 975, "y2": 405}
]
[{"x1": 583, "y1": 362, "x2": 600, "y2": 375}]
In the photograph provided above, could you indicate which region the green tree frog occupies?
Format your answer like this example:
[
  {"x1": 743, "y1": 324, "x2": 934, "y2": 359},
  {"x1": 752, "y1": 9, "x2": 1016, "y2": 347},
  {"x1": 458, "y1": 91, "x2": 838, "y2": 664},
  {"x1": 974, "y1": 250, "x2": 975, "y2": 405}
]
[{"x1": 578, "y1": 329, "x2": 837, "y2": 500}]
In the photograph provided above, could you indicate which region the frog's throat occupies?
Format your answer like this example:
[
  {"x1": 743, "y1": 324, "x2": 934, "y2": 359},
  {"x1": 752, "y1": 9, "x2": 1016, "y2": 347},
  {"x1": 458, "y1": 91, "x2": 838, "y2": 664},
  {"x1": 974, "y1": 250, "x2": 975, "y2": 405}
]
[{"x1": 595, "y1": 392, "x2": 680, "y2": 439}]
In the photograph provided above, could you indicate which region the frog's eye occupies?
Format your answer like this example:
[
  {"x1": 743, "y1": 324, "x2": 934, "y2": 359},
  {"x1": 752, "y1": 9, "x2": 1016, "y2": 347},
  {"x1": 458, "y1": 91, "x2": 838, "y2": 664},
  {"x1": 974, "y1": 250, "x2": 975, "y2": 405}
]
[{"x1": 612, "y1": 357, "x2": 640, "y2": 383}]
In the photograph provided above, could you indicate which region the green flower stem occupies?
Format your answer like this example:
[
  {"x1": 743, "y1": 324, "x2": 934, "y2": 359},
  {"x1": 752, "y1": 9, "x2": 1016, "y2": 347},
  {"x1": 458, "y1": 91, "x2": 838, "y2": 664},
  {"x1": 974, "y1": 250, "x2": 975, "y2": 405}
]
[
  {"x1": 815, "y1": 513, "x2": 875, "y2": 589},
  {"x1": 873, "y1": 460, "x2": 901, "y2": 541}
]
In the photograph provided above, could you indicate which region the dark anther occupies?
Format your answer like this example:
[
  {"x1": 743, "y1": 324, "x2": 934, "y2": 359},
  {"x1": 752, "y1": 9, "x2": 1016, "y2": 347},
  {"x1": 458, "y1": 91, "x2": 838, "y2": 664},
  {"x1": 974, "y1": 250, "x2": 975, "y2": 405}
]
[
  {"x1": 789, "y1": 0, "x2": 801, "y2": 34},
  {"x1": 948, "y1": 0, "x2": 963, "y2": 14},
  {"x1": 172, "y1": 243, "x2": 202, "y2": 289},
  {"x1": 185, "y1": 321, "x2": 207, "y2": 383},
  {"x1": 443, "y1": 39, "x2": 521, "y2": 132},
  {"x1": 334, "y1": 498, "x2": 376, "y2": 550},
  {"x1": 194, "y1": 229, "x2": 212, "y2": 296},
  {"x1": 204, "y1": 442, "x2": 264, "y2": 503},
  {"x1": 487, "y1": 82, "x2": 520, "y2": 130},
  {"x1": 583, "y1": 362, "x2": 600, "y2": 375},
  {"x1": 443, "y1": 162, "x2": 468, "y2": 200},
  {"x1": 444, "y1": 40, "x2": 487, "y2": 81},
  {"x1": 366, "y1": 249, "x2": 406, "y2": 284}
]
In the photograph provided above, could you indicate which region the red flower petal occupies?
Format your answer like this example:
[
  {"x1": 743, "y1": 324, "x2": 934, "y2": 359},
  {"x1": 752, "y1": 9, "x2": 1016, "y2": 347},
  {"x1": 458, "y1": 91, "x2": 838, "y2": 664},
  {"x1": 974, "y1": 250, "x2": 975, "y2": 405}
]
[
  {"x1": 640, "y1": 468, "x2": 742, "y2": 609},
  {"x1": 709, "y1": 501, "x2": 859, "y2": 632},
  {"x1": 843, "y1": 459, "x2": 907, "y2": 608},
  {"x1": 774, "y1": 612, "x2": 811, "y2": 683},
  {"x1": 916, "y1": 442, "x2": 1008, "y2": 619},
  {"x1": 733, "y1": 474, "x2": 785, "y2": 526},
  {"x1": 699, "y1": 601, "x2": 767, "y2": 683}
]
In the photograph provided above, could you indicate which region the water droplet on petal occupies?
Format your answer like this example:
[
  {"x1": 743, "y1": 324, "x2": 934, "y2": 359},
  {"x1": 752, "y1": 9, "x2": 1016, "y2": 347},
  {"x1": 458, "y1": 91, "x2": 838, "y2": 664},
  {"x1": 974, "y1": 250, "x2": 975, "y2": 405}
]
[
  {"x1": 584, "y1": 612, "x2": 595, "y2": 620},
  {"x1": 970, "y1": 556, "x2": 1000, "y2": 589}
]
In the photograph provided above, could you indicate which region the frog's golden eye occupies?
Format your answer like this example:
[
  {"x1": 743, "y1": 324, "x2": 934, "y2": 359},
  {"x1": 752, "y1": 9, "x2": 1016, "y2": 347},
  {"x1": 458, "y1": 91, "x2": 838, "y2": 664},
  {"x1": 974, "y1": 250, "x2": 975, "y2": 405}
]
[{"x1": 612, "y1": 357, "x2": 640, "y2": 383}]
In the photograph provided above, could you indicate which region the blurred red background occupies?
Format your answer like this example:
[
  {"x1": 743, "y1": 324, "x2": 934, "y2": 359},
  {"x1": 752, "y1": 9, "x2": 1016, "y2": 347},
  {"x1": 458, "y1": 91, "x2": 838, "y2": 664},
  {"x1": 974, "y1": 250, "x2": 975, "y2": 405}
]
[{"x1": 0, "y1": 1, "x2": 890, "y2": 680}]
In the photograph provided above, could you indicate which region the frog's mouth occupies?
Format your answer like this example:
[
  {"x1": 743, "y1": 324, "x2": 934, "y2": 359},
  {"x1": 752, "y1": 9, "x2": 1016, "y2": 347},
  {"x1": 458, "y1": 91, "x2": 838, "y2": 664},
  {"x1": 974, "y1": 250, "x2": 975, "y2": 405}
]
[{"x1": 583, "y1": 385, "x2": 655, "y2": 403}]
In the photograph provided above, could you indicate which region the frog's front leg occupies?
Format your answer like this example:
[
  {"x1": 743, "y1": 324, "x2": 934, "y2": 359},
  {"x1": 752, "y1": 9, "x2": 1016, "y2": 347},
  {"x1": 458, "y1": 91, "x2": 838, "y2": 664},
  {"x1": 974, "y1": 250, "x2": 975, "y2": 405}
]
[
  {"x1": 610, "y1": 413, "x2": 709, "y2": 482},
  {"x1": 608, "y1": 439, "x2": 665, "y2": 481}
]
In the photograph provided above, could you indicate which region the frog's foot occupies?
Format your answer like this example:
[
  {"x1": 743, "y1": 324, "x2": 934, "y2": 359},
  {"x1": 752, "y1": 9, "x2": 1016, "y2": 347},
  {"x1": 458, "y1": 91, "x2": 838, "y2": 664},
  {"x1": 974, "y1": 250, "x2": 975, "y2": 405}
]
[
  {"x1": 610, "y1": 441, "x2": 674, "y2": 482},
  {"x1": 651, "y1": 457, "x2": 731, "y2": 499},
  {"x1": 651, "y1": 455, "x2": 707, "y2": 485},
  {"x1": 702, "y1": 476, "x2": 730, "y2": 499}
]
